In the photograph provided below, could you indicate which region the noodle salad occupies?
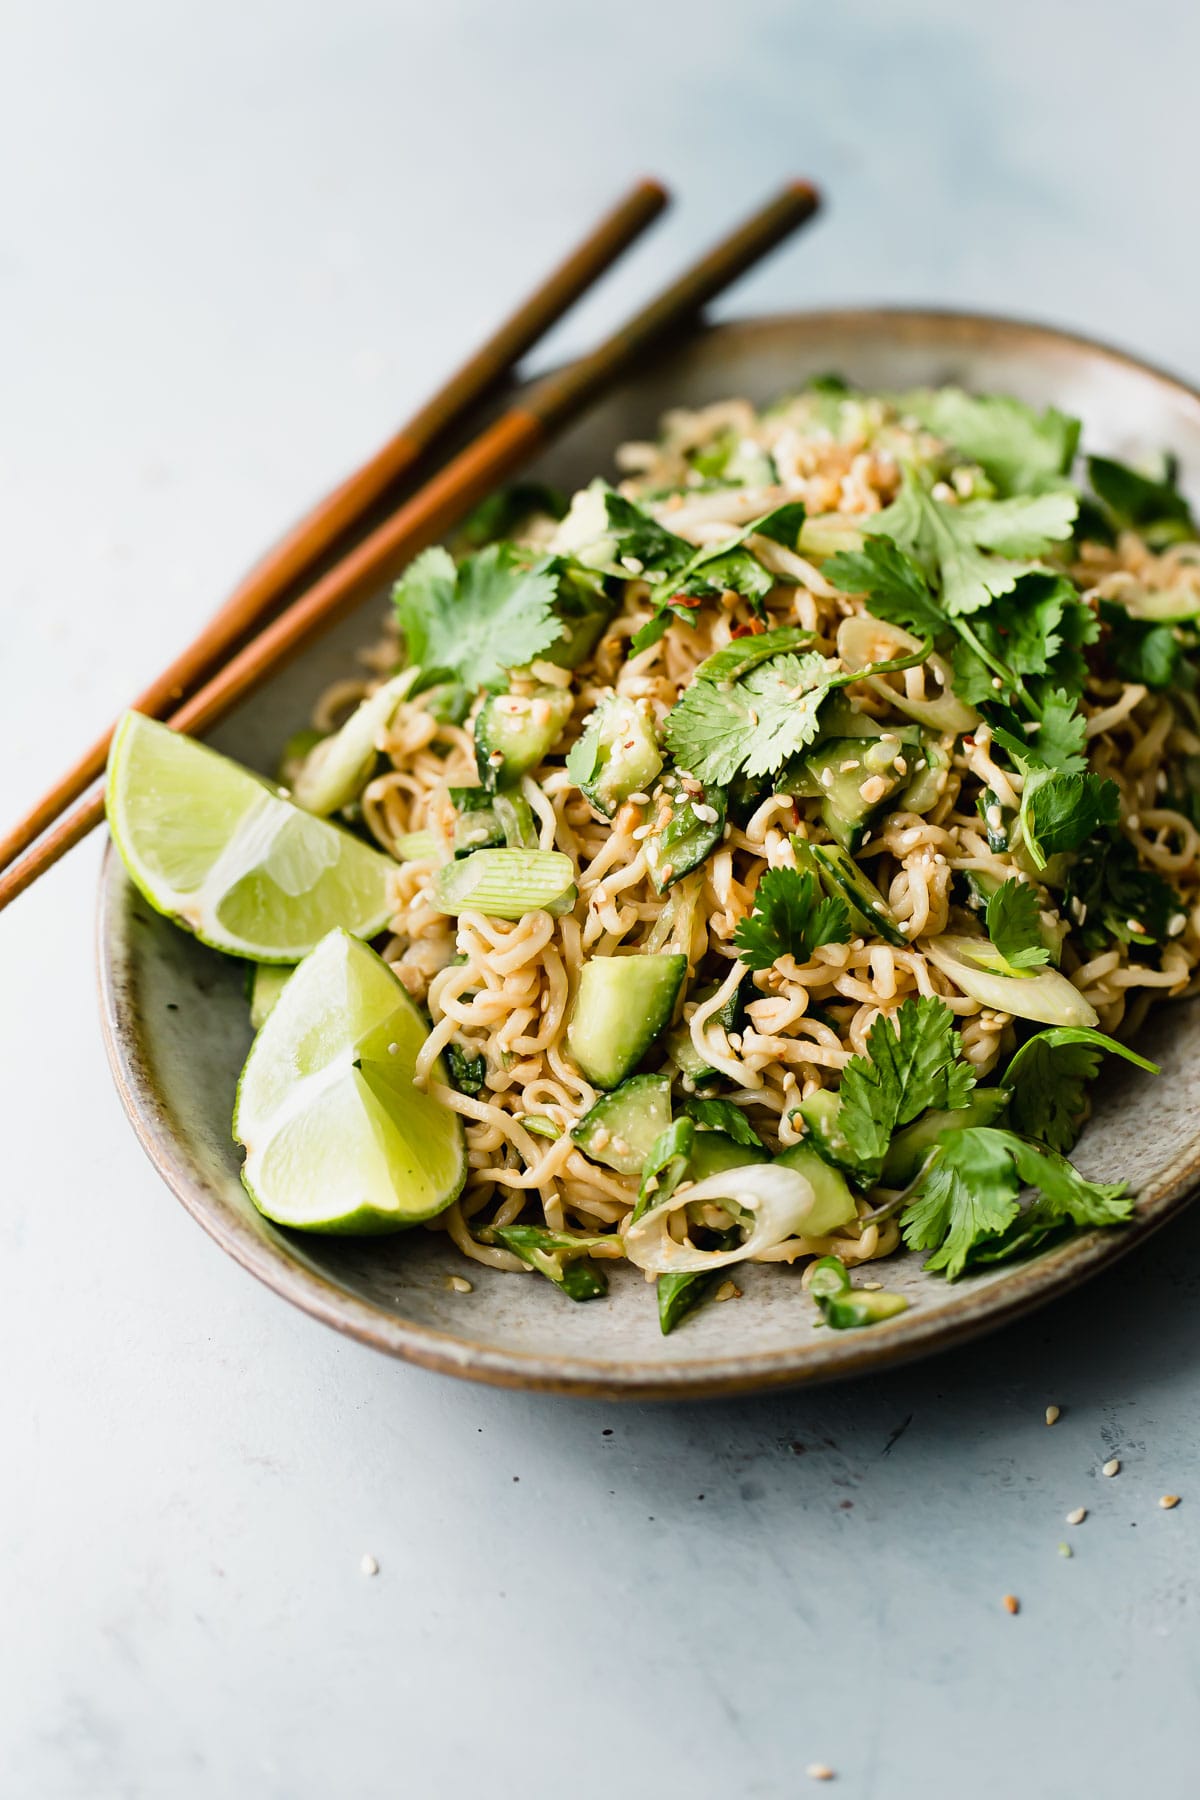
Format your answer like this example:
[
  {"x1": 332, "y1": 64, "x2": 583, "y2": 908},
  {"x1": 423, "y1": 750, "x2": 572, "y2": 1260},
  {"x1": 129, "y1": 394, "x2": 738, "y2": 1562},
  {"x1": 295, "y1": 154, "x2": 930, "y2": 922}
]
[{"x1": 108, "y1": 379, "x2": 1200, "y2": 1335}]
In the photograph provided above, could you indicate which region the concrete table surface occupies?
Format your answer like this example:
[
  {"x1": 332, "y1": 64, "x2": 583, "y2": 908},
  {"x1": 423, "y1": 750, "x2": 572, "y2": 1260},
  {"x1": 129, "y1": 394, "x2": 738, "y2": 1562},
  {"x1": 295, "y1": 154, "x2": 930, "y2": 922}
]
[{"x1": 3, "y1": 3, "x2": 1199, "y2": 1794}]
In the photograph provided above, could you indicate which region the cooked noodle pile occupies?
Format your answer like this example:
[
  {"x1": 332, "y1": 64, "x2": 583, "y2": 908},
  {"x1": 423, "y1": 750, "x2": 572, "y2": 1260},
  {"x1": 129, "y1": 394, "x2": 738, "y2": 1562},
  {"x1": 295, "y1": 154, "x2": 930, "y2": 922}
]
[{"x1": 305, "y1": 388, "x2": 1200, "y2": 1281}]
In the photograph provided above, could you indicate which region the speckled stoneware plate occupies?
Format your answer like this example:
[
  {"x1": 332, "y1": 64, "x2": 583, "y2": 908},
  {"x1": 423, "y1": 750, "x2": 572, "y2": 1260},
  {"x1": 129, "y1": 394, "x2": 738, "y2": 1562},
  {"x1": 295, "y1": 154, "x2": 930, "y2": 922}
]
[{"x1": 98, "y1": 309, "x2": 1200, "y2": 1399}]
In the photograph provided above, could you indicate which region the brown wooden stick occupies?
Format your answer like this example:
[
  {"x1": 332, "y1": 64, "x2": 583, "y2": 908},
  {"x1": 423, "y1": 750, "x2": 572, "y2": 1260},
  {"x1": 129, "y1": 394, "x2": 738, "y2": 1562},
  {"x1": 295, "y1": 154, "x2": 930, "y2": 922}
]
[
  {"x1": 0, "y1": 178, "x2": 669, "y2": 875},
  {"x1": 0, "y1": 180, "x2": 820, "y2": 916}
]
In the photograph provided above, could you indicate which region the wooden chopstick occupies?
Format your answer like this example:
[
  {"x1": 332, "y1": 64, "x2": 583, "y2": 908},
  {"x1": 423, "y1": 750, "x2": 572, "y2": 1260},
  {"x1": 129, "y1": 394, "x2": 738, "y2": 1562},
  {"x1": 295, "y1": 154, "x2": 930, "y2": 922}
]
[
  {"x1": 0, "y1": 179, "x2": 669, "y2": 878},
  {"x1": 0, "y1": 179, "x2": 820, "y2": 916}
]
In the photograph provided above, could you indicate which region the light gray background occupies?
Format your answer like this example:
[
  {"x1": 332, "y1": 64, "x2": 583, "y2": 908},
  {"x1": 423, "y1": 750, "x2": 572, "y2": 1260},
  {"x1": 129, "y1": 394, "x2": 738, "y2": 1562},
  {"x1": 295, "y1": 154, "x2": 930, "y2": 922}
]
[{"x1": 3, "y1": 2, "x2": 1199, "y2": 1795}]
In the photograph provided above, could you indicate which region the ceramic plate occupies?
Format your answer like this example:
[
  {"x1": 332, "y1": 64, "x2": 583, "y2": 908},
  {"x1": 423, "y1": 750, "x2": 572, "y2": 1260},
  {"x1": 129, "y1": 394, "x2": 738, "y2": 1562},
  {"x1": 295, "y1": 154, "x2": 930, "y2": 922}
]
[{"x1": 98, "y1": 309, "x2": 1200, "y2": 1398}]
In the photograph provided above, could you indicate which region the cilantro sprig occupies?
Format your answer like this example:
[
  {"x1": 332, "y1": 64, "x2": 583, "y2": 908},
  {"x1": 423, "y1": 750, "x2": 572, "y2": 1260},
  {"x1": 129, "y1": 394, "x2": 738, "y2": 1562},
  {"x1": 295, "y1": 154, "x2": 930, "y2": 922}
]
[
  {"x1": 891, "y1": 387, "x2": 1080, "y2": 496},
  {"x1": 395, "y1": 544, "x2": 563, "y2": 694},
  {"x1": 834, "y1": 997, "x2": 977, "y2": 1186},
  {"x1": 732, "y1": 868, "x2": 850, "y2": 972},
  {"x1": 1002, "y1": 1027, "x2": 1159, "y2": 1154},
  {"x1": 901, "y1": 1126, "x2": 1133, "y2": 1278},
  {"x1": 984, "y1": 879, "x2": 1050, "y2": 973}
]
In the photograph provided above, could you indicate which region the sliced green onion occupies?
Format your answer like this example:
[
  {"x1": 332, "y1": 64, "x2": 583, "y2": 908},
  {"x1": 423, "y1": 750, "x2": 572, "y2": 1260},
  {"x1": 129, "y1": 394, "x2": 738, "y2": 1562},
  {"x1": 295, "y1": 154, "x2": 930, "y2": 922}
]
[
  {"x1": 291, "y1": 671, "x2": 416, "y2": 815},
  {"x1": 431, "y1": 849, "x2": 577, "y2": 920},
  {"x1": 923, "y1": 932, "x2": 1099, "y2": 1028},
  {"x1": 625, "y1": 1164, "x2": 818, "y2": 1275},
  {"x1": 395, "y1": 829, "x2": 440, "y2": 862},
  {"x1": 837, "y1": 616, "x2": 977, "y2": 732},
  {"x1": 521, "y1": 1114, "x2": 562, "y2": 1141},
  {"x1": 491, "y1": 1225, "x2": 612, "y2": 1301},
  {"x1": 808, "y1": 1255, "x2": 851, "y2": 1299},
  {"x1": 820, "y1": 1287, "x2": 910, "y2": 1329}
]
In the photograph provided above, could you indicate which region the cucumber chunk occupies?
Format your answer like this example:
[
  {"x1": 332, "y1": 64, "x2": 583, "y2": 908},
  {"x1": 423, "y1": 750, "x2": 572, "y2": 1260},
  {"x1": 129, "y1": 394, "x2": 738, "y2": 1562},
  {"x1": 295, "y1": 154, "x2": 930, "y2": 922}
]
[
  {"x1": 474, "y1": 686, "x2": 573, "y2": 791},
  {"x1": 566, "y1": 694, "x2": 663, "y2": 818},
  {"x1": 880, "y1": 1088, "x2": 1011, "y2": 1186},
  {"x1": 774, "y1": 1138, "x2": 859, "y2": 1235},
  {"x1": 790, "y1": 1087, "x2": 862, "y2": 1177},
  {"x1": 793, "y1": 838, "x2": 907, "y2": 948},
  {"x1": 800, "y1": 737, "x2": 908, "y2": 851},
  {"x1": 688, "y1": 1128, "x2": 768, "y2": 1179},
  {"x1": 901, "y1": 739, "x2": 952, "y2": 815},
  {"x1": 566, "y1": 953, "x2": 687, "y2": 1088},
  {"x1": 644, "y1": 771, "x2": 726, "y2": 892},
  {"x1": 571, "y1": 1073, "x2": 674, "y2": 1174}
]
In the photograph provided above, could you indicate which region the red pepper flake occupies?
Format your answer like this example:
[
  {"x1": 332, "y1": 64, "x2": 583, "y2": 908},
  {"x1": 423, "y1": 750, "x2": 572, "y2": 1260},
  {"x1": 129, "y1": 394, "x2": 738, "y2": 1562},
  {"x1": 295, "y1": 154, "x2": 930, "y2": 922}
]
[
  {"x1": 962, "y1": 735, "x2": 976, "y2": 748},
  {"x1": 730, "y1": 618, "x2": 766, "y2": 639}
]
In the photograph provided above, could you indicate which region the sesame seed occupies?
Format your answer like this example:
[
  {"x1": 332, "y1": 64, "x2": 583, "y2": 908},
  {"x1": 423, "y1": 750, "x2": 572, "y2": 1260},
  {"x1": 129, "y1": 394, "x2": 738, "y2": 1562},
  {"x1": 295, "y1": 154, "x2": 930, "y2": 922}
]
[
  {"x1": 1102, "y1": 1458, "x2": 1120, "y2": 1478},
  {"x1": 859, "y1": 775, "x2": 890, "y2": 805},
  {"x1": 387, "y1": 1042, "x2": 399, "y2": 1055},
  {"x1": 1127, "y1": 814, "x2": 1140, "y2": 831},
  {"x1": 632, "y1": 824, "x2": 652, "y2": 840},
  {"x1": 861, "y1": 1281, "x2": 883, "y2": 1291},
  {"x1": 628, "y1": 792, "x2": 650, "y2": 805},
  {"x1": 621, "y1": 555, "x2": 644, "y2": 574},
  {"x1": 819, "y1": 768, "x2": 835, "y2": 789},
  {"x1": 894, "y1": 756, "x2": 907, "y2": 776},
  {"x1": 1066, "y1": 1507, "x2": 1087, "y2": 1526},
  {"x1": 991, "y1": 676, "x2": 1004, "y2": 691},
  {"x1": 1045, "y1": 1405, "x2": 1061, "y2": 1426},
  {"x1": 448, "y1": 1275, "x2": 473, "y2": 1294},
  {"x1": 488, "y1": 750, "x2": 505, "y2": 767},
  {"x1": 660, "y1": 864, "x2": 675, "y2": 882},
  {"x1": 361, "y1": 1554, "x2": 379, "y2": 1577},
  {"x1": 747, "y1": 710, "x2": 759, "y2": 727},
  {"x1": 714, "y1": 1280, "x2": 740, "y2": 1302},
  {"x1": 913, "y1": 758, "x2": 927, "y2": 772},
  {"x1": 1169, "y1": 913, "x2": 1187, "y2": 937},
  {"x1": 986, "y1": 805, "x2": 1003, "y2": 831},
  {"x1": 1002, "y1": 1594, "x2": 1020, "y2": 1615},
  {"x1": 806, "y1": 1765, "x2": 835, "y2": 1783},
  {"x1": 693, "y1": 802, "x2": 719, "y2": 825},
  {"x1": 1160, "y1": 1494, "x2": 1181, "y2": 1510}
]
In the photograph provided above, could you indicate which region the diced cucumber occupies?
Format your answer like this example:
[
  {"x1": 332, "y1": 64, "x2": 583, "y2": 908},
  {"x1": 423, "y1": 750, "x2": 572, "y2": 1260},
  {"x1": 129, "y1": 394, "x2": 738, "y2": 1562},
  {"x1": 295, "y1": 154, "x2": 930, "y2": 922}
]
[
  {"x1": 791, "y1": 1087, "x2": 862, "y2": 1178},
  {"x1": 643, "y1": 771, "x2": 727, "y2": 892},
  {"x1": 431, "y1": 849, "x2": 577, "y2": 920},
  {"x1": 794, "y1": 838, "x2": 907, "y2": 948},
  {"x1": 566, "y1": 953, "x2": 688, "y2": 1089},
  {"x1": 880, "y1": 1088, "x2": 1011, "y2": 1186},
  {"x1": 448, "y1": 785, "x2": 504, "y2": 858},
  {"x1": 687, "y1": 1129, "x2": 768, "y2": 1180},
  {"x1": 801, "y1": 737, "x2": 908, "y2": 851},
  {"x1": 474, "y1": 686, "x2": 573, "y2": 791},
  {"x1": 664, "y1": 1021, "x2": 718, "y2": 1086},
  {"x1": 571, "y1": 1073, "x2": 674, "y2": 1175},
  {"x1": 774, "y1": 1138, "x2": 859, "y2": 1236},
  {"x1": 901, "y1": 739, "x2": 952, "y2": 815},
  {"x1": 248, "y1": 962, "x2": 294, "y2": 1031},
  {"x1": 566, "y1": 694, "x2": 663, "y2": 818}
]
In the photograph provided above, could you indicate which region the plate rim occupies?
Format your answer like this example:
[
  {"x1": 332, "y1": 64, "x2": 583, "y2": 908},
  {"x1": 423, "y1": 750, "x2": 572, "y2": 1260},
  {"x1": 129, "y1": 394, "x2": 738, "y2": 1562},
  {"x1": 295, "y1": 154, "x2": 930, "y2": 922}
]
[{"x1": 96, "y1": 303, "x2": 1200, "y2": 1400}]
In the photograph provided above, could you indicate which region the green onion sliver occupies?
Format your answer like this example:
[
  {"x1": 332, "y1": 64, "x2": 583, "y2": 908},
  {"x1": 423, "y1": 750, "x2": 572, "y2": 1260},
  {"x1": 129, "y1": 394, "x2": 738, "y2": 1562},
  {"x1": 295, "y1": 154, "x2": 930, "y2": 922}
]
[
  {"x1": 431, "y1": 849, "x2": 577, "y2": 920},
  {"x1": 808, "y1": 1255, "x2": 851, "y2": 1300}
]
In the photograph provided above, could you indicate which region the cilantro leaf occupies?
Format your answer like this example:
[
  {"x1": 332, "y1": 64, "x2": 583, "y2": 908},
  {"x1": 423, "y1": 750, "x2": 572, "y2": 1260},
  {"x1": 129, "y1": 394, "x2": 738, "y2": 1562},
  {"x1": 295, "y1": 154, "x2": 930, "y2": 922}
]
[
  {"x1": 1002, "y1": 1026, "x2": 1159, "y2": 1154},
  {"x1": 893, "y1": 388, "x2": 1080, "y2": 496},
  {"x1": 901, "y1": 1125, "x2": 1132, "y2": 1278},
  {"x1": 824, "y1": 536, "x2": 947, "y2": 636},
  {"x1": 1061, "y1": 831, "x2": 1183, "y2": 953},
  {"x1": 395, "y1": 544, "x2": 562, "y2": 694},
  {"x1": 686, "y1": 625, "x2": 816, "y2": 685},
  {"x1": 1087, "y1": 454, "x2": 1195, "y2": 549},
  {"x1": 900, "y1": 1127, "x2": 1023, "y2": 1277},
  {"x1": 1099, "y1": 601, "x2": 1182, "y2": 690},
  {"x1": 990, "y1": 690, "x2": 1088, "y2": 776},
  {"x1": 869, "y1": 472, "x2": 1077, "y2": 618},
  {"x1": 984, "y1": 879, "x2": 1051, "y2": 972},
  {"x1": 664, "y1": 651, "x2": 838, "y2": 785},
  {"x1": 603, "y1": 492, "x2": 694, "y2": 572},
  {"x1": 835, "y1": 997, "x2": 976, "y2": 1184},
  {"x1": 732, "y1": 867, "x2": 850, "y2": 971},
  {"x1": 681, "y1": 1094, "x2": 764, "y2": 1148},
  {"x1": 1021, "y1": 771, "x2": 1120, "y2": 870}
]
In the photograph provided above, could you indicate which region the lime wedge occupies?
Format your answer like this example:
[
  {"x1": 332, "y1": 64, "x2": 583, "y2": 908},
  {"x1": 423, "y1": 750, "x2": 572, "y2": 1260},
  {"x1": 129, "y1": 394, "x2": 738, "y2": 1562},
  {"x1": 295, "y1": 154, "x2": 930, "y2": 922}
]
[
  {"x1": 234, "y1": 929, "x2": 467, "y2": 1233},
  {"x1": 106, "y1": 712, "x2": 396, "y2": 961}
]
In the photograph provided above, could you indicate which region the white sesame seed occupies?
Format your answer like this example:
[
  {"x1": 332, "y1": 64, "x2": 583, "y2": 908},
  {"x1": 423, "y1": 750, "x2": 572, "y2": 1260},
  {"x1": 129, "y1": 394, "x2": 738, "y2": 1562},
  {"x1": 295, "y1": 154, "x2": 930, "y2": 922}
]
[
  {"x1": 991, "y1": 676, "x2": 1004, "y2": 691},
  {"x1": 806, "y1": 1765, "x2": 835, "y2": 1783},
  {"x1": 1126, "y1": 919, "x2": 1145, "y2": 937},
  {"x1": 361, "y1": 1553, "x2": 379, "y2": 1576},
  {"x1": 448, "y1": 1275, "x2": 473, "y2": 1294},
  {"x1": 986, "y1": 805, "x2": 1003, "y2": 831},
  {"x1": 1127, "y1": 814, "x2": 1141, "y2": 831},
  {"x1": 693, "y1": 802, "x2": 719, "y2": 825},
  {"x1": 861, "y1": 1281, "x2": 883, "y2": 1291},
  {"x1": 819, "y1": 768, "x2": 835, "y2": 789},
  {"x1": 387, "y1": 1042, "x2": 399, "y2": 1055},
  {"x1": 632, "y1": 824, "x2": 652, "y2": 840},
  {"x1": 1168, "y1": 913, "x2": 1187, "y2": 937},
  {"x1": 1102, "y1": 1458, "x2": 1120, "y2": 1478},
  {"x1": 488, "y1": 750, "x2": 504, "y2": 767},
  {"x1": 859, "y1": 775, "x2": 890, "y2": 805},
  {"x1": 714, "y1": 1280, "x2": 740, "y2": 1302},
  {"x1": 1045, "y1": 1404, "x2": 1061, "y2": 1426},
  {"x1": 621, "y1": 555, "x2": 644, "y2": 574},
  {"x1": 627, "y1": 792, "x2": 650, "y2": 805},
  {"x1": 1160, "y1": 1494, "x2": 1181, "y2": 1509},
  {"x1": 1066, "y1": 1507, "x2": 1087, "y2": 1526}
]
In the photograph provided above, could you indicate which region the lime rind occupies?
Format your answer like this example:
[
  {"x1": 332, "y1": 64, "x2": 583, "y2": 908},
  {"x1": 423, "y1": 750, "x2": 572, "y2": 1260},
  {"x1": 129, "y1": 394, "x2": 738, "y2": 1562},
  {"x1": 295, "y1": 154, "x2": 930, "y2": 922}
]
[
  {"x1": 106, "y1": 711, "x2": 396, "y2": 962},
  {"x1": 234, "y1": 929, "x2": 466, "y2": 1233}
]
